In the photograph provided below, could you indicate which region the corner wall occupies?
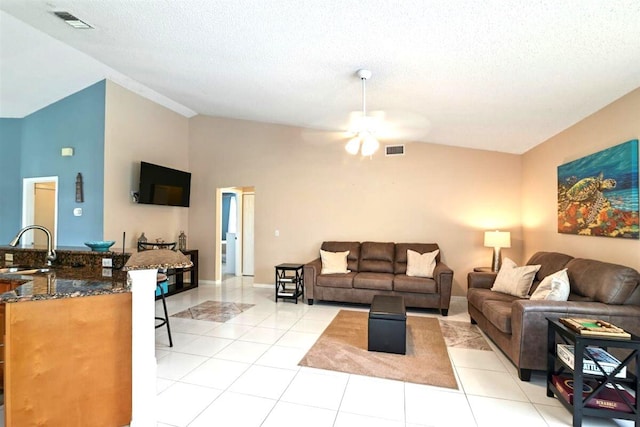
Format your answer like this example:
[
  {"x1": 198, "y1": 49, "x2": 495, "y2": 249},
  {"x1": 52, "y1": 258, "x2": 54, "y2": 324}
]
[
  {"x1": 522, "y1": 87, "x2": 640, "y2": 270},
  {"x1": 189, "y1": 115, "x2": 523, "y2": 295},
  {"x1": 104, "y1": 81, "x2": 190, "y2": 249}
]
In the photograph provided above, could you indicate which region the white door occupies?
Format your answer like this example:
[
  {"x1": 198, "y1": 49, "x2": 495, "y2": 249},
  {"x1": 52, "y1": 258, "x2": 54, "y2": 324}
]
[
  {"x1": 22, "y1": 176, "x2": 58, "y2": 246},
  {"x1": 242, "y1": 193, "x2": 255, "y2": 276}
]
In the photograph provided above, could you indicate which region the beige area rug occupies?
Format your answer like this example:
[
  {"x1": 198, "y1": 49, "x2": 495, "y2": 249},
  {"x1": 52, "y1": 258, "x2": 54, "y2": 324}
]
[
  {"x1": 171, "y1": 300, "x2": 255, "y2": 322},
  {"x1": 439, "y1": 319, "x2": 493, "y2": 351},
  {"x1": 299, "y1": 310, "x2": 458, "y2": 389}
]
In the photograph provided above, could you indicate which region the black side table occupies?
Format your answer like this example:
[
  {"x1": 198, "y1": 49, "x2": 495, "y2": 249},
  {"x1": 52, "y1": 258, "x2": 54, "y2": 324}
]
[
  {"x1": 546, "y1": 318, "x2": 640, "y2": 427},
  {"x1": 275, "y1": 263, "x2": 304, "y2": 303}
]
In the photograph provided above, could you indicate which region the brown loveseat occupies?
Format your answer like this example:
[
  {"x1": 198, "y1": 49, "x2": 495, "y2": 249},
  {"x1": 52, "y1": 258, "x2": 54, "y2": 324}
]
[
  {"x1": 304, "y1": 241, "x2": 453, "y2": 315},
  {"x1": 467, "y1": 251, "x2": 640, "y2": 381}
]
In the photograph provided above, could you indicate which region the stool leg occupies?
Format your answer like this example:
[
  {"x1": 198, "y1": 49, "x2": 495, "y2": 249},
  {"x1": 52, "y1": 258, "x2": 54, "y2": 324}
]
[{"x1": 157, "y1": 285, "x2": 173, "y2": 347}]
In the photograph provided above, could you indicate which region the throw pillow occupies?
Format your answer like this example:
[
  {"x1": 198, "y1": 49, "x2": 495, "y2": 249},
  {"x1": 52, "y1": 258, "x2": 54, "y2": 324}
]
[
  {"x1": 406, "y1": 249, "x2": 440, "y2": 278},
  {"x1": 491, "y1": 258, "x2": 541, "y2": 298},
  {"x1": 320, "y1": 249, "x2": 350, "y2": 274},
  {"x1": 530, "y1": 268, "x2": 570, "y2": 301}
]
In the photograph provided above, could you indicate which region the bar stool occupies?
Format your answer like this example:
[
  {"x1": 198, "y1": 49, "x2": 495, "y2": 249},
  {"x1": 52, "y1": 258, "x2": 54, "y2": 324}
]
[{"x1": 156, "y1": 273, "x2": 173, "y2": 347}]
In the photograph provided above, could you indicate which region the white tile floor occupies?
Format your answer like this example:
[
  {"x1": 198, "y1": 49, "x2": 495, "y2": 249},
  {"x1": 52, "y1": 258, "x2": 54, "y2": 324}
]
[{"x1": 152, "y1": 276, "x2": 634, "y2": 427}]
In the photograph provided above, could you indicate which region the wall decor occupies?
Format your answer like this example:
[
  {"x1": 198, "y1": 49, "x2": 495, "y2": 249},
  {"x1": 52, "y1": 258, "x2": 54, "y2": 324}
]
[
  {"x1": 75, "y1": 172, "x2": 84, "y2": 203},
  {"x1": 557, "y1": 139, "x2": 638, "y2": 239}
]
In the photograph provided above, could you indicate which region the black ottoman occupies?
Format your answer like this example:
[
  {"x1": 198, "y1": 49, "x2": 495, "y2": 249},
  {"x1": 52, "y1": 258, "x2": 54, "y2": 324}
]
[{"x1": 368, "y1": 295, "x2": 406, "y2": 355}]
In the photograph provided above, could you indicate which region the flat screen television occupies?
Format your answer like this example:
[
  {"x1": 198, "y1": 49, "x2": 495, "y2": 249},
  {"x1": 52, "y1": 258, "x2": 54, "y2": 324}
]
[{"x1": 138, "y1": 161, "x2": 191, "y2": 207}]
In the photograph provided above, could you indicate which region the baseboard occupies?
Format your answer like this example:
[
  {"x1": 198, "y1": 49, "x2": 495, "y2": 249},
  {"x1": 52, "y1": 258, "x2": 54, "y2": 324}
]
[{"x1": 253, "y1": 283, "x2": 272, "y2": 289}]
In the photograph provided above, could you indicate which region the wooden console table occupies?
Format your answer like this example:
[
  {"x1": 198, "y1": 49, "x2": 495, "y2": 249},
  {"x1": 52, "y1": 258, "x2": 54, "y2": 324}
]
[{"x1": 161, "y1": 249, "x2": 198, "y2": 298}]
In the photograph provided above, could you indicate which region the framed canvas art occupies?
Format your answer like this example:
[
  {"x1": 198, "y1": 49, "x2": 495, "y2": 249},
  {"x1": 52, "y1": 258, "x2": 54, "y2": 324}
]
[{"x1": 557, "y1": 139, "x2": 638, "y2": 239}]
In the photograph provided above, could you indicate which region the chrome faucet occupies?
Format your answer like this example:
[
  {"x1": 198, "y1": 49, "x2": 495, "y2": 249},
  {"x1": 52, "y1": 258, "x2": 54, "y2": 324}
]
[{"x1": 9, "y1": 225, "x2": 57, "y2": 266}]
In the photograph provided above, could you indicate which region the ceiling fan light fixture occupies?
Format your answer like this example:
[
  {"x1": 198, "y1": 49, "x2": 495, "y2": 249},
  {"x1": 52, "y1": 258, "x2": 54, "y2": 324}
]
[
  {"x1": 345, "y1": 135, "x2": 361, "y2": 155},
  {"x1": 345, "y1": 69, "x2": 380, "y2": 157},
  {"x1": 361, "y1": 133, "x2": 380, "y2": 156}
]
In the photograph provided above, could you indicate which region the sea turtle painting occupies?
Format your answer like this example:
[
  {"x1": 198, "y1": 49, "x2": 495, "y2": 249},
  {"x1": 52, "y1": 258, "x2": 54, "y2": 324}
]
[{"x1": 563, "y1": 172, "x2": 616, "y2": 224}]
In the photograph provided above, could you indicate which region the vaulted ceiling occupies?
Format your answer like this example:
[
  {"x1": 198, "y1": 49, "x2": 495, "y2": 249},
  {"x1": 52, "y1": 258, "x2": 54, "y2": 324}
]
[{"x1": 2, "y1": 1, "x2": 640, "y2": 154}]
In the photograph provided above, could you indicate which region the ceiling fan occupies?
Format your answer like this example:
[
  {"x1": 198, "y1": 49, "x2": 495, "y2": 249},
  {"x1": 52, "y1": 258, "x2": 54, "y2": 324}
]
[{"x1": 345, "y1": 69, "x2": 380, "y2": 156}]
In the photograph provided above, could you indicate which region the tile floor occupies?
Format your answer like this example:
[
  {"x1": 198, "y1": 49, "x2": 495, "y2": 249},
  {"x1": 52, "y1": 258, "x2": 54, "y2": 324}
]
[{"x1": 152, "y1": 276, "x2": 635, "y2": 427}]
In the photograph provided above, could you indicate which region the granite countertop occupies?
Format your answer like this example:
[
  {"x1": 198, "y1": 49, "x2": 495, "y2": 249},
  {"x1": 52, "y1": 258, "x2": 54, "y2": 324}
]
[{"x1": 0, "y1": 266, "x2": 129, "y2": 303}]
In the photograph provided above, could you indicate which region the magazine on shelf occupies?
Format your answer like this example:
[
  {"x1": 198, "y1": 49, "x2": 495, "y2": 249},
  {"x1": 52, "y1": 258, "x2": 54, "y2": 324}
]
[
  {"x1": 556, "y1": 344, "x2": 626, "y2": 378},
  {"x1": 559, "y1": 318, "x2": 631, "y2": 338},
  {"x1": 552, "y1": 374, "x2": 634, "y2": 413}
]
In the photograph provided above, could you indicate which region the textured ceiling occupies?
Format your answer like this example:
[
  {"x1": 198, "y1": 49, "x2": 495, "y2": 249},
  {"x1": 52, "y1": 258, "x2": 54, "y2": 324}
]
[{"x1": 1, "y1": 0, "x2": 640, "y2": 154}]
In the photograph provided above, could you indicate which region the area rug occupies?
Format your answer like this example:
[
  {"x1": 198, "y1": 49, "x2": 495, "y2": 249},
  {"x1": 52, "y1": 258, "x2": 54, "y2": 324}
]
[
  {"x1": 439, "y1": 319, "x2": 492, "y2": 351},
  {"x1": 171, "y1": 300, "x2": 255, "y2": 322},
  {"x1": 298, "y1": 310, "x2": 458, "y2": 389}
]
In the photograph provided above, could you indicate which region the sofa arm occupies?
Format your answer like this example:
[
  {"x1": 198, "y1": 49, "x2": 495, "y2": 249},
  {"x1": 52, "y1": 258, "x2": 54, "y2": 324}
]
[
  {"x1": 510, "y1": 300, "x2": 640, "y2": 372},
  {"x1": 303, "y1": 258, "x2": 321, "y2": 303},
  {"x1": 467, "y1": 271, "x2": 497, "y2": 290},
  {"x1": 434, "y1": 262, "x2": 454, "y2": 311}
]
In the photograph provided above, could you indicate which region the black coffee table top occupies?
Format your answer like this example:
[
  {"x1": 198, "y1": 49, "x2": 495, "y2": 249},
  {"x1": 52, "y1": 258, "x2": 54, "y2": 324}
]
[{"x1": 369, "y1": 295, "x2": 406, "y2": 321}]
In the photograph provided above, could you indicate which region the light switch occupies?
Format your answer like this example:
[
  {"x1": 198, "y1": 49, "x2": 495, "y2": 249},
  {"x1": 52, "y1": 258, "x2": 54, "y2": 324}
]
[
  {"x1": 275, "y1": 229, "x2": 279, "y2": 237},
  {"x1": 73, "y1": 208, "x2": 83, "y2": 216}
]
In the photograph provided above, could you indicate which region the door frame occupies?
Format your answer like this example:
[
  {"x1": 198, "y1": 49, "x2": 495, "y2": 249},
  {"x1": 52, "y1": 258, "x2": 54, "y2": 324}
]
[
  {"x1": 22, "y1": 176, "x2": 59, "y2": 246},
  {"x1": 215, "y1": 187, "x2": 244, "y2": 282}
]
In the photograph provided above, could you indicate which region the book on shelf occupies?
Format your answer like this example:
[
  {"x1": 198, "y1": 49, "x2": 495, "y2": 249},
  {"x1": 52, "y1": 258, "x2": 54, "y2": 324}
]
[
  {"x1": 552, "y1": 374, "x2": 635, "y2": 413},
  {"x1": 559, "y1": 318, "x2": 631, "y2": 338},
  {"x1": 556, "y1": 344, "x2": 626, "y2": 378}
]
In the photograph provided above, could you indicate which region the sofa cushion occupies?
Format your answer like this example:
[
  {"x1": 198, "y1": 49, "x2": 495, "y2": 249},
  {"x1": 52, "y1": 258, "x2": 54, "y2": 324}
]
[
  {"x1": 467, "y1": 287, "x2": 519, "y2": 312},
  {"x1": 353, "y1": 272, "x2": 394, "y2": 290},
  {"x1": 483, "y1": 300, "x2": 513, "y2": 334},
  {"x1": 394, "y1": 243, "x2": 440, "y2": 274},
  {"x1": 317, "y1": 272, "x2": 357, "y2": 288},
  {"x1": 567, "y1": 258, "x2": 640, "y2": 305},
  {"x1": 320, "y1": 249, "x2": 350, "y2": 274},
  {"x1": 359, "y1": 242, "x2": 395, "y2": 273},
  {"x1": 321, "y1": 241, "x2": 360, "y2": 272},
  {"x1": 406, "y1": 249, "x2": 439, "y2": 278},
  {"x1": 492, "y1": 258, "x2": 541, "y2": 298},
  {"x1": 530, "y1": 268, "x2": 570, "y2": 301},
  {"x1": 393, "y1": 275, "x2": 437, "y2": 293},
  {"x1": 526, "y1": 251, "x2": 574, "y2": 284}
]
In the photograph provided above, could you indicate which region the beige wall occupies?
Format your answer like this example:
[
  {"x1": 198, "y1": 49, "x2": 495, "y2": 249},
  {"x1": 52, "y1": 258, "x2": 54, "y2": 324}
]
[
  {"x1": 104, "y1": 81, "x2": 190, "y2": 249},
  {"x1": 188, "y1": 116, "x2": 523, "y2": 295},
  {"x1": 522, "y1": 87, "x2": 640, "y2": 271}
]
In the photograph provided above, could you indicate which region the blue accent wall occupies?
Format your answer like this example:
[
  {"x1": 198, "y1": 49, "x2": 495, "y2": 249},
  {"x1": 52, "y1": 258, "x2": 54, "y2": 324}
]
[
  {"x1": 0, "y1": 119, "x2": 23, "y2": 242},
  {"x1": 1, "y1": 80, "x2": 106, "y2": 246}
]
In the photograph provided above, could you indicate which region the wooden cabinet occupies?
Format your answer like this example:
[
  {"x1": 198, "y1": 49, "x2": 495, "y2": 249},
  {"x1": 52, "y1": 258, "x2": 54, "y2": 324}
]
[
  {"x1": 4, "y1": 293, "x2": 132, "y2": 426},
  {"x1": 0, "y1": 279, "x2": 25, "y2": 391}
]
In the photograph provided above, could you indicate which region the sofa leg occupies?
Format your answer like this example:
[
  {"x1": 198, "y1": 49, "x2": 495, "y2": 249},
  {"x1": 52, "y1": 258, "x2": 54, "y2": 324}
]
[
  {"x1": 307, "y1": 299, "x2": 314, "y2": 305},
  {"x1": 470, "y1": 317, "x2": 477, "y2": 325},
  {"x1": 518, "y1": 369, "x2": 532, "y2": 382},
  {"x1": 440, "y1": 309, "x2": 448, "y2": 316}
]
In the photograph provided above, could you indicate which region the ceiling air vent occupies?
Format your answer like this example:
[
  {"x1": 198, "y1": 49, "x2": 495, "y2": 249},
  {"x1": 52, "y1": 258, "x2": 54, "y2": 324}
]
[
  {"x1": 385, "y1": 144, "x2": 405, "y2": 156},
  {"x1": 53, "y1": 11, "x2": 94, "y2": 29}
]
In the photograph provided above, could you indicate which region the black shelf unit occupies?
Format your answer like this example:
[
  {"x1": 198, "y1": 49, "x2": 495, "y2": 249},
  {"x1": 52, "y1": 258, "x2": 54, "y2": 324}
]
[
  {"x1": 275, "y1": 263, "x2": 304, "y2": 303},
  {"x1": 546, "y1": 318, "x2": 640, "y2": 427},
  {"x1": 156, "y1": 249, "x2": 199, "y2": 299}
]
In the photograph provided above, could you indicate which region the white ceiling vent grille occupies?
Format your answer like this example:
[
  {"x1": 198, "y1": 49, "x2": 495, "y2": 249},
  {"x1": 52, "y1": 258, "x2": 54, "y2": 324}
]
[
  {"x1": 385, "y1": 144, "x2": 405, "y2": 156},
  {"x1": 53, "y1": 11, "x2": 94, "y2": 29}
]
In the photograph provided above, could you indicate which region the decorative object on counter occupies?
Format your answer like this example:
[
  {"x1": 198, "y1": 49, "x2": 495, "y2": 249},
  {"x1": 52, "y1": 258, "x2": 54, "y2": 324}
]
[
  {"x1": 123, "y1": 248, "x2": 193, "y2": 271},
  {"x1": 484, "y1": 230, "x2": 511, "y2": 272},
  {"x1": 138, "y1": 232, "x2": 147, "y2": 245},
  {"x1": 75, "y1": 172, "x2": 84, "y2": 203},
  {"x1": 138, "y1": 241, "x2": 176, "y2": 251},
  {"x1": 84, "y1": 240, "x2": 116, "y2": 252},
  {"x1": 178, "y1": 231, "x2": 187, "y2": 251}
]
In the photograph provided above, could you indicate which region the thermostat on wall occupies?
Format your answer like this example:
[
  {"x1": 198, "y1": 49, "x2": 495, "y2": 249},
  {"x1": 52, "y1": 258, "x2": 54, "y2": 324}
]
[{"x1": 73, "y1": 208, "x2": 83, "y2": 216}]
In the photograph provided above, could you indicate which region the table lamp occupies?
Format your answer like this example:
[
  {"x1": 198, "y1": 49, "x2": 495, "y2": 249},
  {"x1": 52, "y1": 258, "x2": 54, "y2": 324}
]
[{"x1": 484, "y1": 230, "x2": 511, "y2": 272}]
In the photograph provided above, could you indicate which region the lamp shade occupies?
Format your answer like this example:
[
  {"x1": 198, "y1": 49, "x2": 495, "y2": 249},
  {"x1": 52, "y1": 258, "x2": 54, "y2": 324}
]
[{"x1": 484, "y1": 231, "x2": 511, "y2": 248}]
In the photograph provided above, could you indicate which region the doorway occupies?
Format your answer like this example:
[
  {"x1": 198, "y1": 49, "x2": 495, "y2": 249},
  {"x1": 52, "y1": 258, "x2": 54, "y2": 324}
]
[
  {"x1": 22, "y1": 176, "x2": 58, "y2": 246},
  {"x1": 215, "y1": 186, "x2": 255, "y2": 283}
]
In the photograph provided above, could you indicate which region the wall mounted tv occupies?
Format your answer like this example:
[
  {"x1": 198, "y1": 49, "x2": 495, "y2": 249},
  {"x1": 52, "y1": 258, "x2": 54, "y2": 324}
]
[{"x1": 138, "y1": 161, "x2": 191, "y2": 207}]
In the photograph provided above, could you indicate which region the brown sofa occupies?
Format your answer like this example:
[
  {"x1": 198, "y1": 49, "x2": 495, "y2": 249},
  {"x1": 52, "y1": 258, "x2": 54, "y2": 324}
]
[
  {"x1": 303, "y1": 241, "x2": 453, "y2": 315},
  {"x1": 467, "y1": 251, "x2": 640, "y2": 381}
]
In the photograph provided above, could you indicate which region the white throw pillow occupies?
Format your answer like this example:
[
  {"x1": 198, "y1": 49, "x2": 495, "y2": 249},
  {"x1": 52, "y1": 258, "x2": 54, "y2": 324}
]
[
  {"x1": 320, "y1": 250, "x2": 350, "y2": 274},
  {"x1": 530, "y1": 268, "x2": 570, "y2": 301},
  {"x1": 406, "y1": 249, "x2": 440, "y2": 278},
  {"x1": 491, "y1": 257, "x2": 541, "y2": 298}
]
